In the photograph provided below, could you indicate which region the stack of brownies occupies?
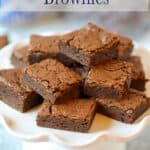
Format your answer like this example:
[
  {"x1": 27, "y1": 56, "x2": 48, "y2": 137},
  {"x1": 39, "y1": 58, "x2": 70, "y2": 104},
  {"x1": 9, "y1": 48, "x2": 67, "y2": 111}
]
[{"x1": 0, "y1": 23, "x2": 149, "y2": 132}]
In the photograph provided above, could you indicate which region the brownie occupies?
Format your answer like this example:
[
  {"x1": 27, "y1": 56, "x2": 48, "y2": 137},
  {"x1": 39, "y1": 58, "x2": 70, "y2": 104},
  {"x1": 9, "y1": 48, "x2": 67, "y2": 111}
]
[
  {"x1": 11, "y1": 45, "x2": 30, "y2": 67},
  {"x1": 0, "y1": 35, "x2": 8, "y2": 48},
  {"x1": 23, "y1": 59, "x2": 82, "y2": 104},
  {"x1": 59, "y1": 23, "x2": 119, "y2": 67},
  {"x1": 37, "y1": 99, "x2": 96, "y2": 132},
  {"x1": 84, "y1": 60, "x2": 133, "y2": 99},
  {"x1": 128, "y1": 56, "x2": 147, "y2": 91},
  {"x1": 28, "y1": 34, "x2": 78, "y2": 67},
  {"x1": 0, "y1": 68, "x2": 43, "y2": 112},
  {"x1": 96, "y1": 89, "x2": 150, "y2": 123},
  {"x1": 115, "y1": 34, "x2": 133, "y2": 60}
]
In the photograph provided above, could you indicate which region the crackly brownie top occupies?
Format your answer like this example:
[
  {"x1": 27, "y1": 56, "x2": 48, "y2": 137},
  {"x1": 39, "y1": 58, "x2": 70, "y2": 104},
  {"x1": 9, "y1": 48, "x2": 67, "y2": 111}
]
[
  {"x1": 60, "y1": 22, "x2": 119, "y2": 54},
  {"x1": 0, "y1": 35, "x2": 8, "y2": 48},
  {"x1": 38, "y1": 99, "x2": 96, "y2": 120},
  {"x1": 96, "y1": 89, "x2": 150, "y2": 113},
  {"x1": 12, "y1": 45, "x2": 29, "y2": 61},
  {"x1": 86, "y1": 60, "x2": 133, "y2": 92},
  {"x1": 24, "y1": 59, "x2": 82, "y2": 96},
  {"x1": 116, "y1": 34, "x2": 133, "y2": 55},
  {"x1": 0, "y1": 68, "x2": 33, "y2": 95},
  {"x1": 30, "y1": 34, "x2": 60, "y2": 54},
  {"x1": 127, "y1": 56, "x2": 145, "y2": 80}
]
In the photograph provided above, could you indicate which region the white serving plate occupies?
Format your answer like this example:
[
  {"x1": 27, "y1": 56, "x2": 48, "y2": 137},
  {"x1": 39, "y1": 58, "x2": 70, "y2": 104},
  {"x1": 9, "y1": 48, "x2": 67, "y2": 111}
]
[{"x1": 0, "y1": 42, "x2": 150, "y2": 148}]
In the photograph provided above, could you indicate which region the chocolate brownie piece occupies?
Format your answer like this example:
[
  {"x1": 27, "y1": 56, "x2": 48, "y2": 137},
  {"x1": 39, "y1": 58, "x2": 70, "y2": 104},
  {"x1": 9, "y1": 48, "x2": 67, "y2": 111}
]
[
  {"x1": 28, "y1": 35, "x2": 78, "y2": 67},
  {"x1": 59, "y1": 23, "x2": 119, "y2": 67},
  {"x1": 0, "y1": 69, "x2": 43, "y2": 112},
  {"x1": 84, "y1": 60, "x2": 133, "y2": 99},
  {"x1": 11, "y1": 45, "x2": 30, "y2": 67},
  {"x1": 127, "y1": 56, "x2": 147, "y2": 91},
  {"x1": 0, "y1": 35, "x2": 8, "y2": 48},
  {"x1": 96, "y1": 89, "x2": 150, "y2": 123},
  {"x1": 23, "y1": 59, "x2": 82, "y2": 104},
  {"x1": 115, "y1": 34, "x2": 133, "y2": 60},
  {"x1": 37, "y1": 99, "x2": 96, "y2": 132}
]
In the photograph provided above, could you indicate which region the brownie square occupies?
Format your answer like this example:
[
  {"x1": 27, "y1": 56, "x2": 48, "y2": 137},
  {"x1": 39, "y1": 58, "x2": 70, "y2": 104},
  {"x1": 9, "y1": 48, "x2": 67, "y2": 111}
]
[
  {"x1": 128, "y1": 56, "x2": 147, "y2": 91},
  {"x1": 0, "y1": 69, "x2": 43, "y2": 112},
  {"x1": 115, "y1": 34, "x2": 133, "y2": 60},
  {"x1": 23, "y1": 59, "x2": 82, "y2": 104},
  {"x1": 11, "y1": 45, "x2": 30, "y2": 67},
  {"x1": 59, "y1": 23, "x2": 119, "y2": 67},
  {"x1": 28, "y1": 34, "x2": 78, "y2": 67},
  {"x1": 96, "y1": 89, "x2": 150, "y2": 123},
  {"x1": 0, "y1": 35, "x2": 8, "y2": 48},
  {"x1": 84, "y1": 60, "x2": 133, "y2": 99},
  {"x1": 37, "y1": 99, "x2": 96, "y2": 132}
]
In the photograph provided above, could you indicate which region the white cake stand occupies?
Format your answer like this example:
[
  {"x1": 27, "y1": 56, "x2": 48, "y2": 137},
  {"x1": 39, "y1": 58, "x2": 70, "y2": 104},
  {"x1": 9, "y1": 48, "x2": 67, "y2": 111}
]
[{"x1": 0, "y1": 42, "x2": 150, "y2": 150}]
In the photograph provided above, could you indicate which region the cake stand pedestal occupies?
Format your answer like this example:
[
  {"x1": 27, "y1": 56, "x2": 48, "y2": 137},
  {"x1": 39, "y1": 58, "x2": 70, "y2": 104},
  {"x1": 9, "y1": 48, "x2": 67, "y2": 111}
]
[{"x1": 22, "y1": 141, "x2": 126, "y2": 150}]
